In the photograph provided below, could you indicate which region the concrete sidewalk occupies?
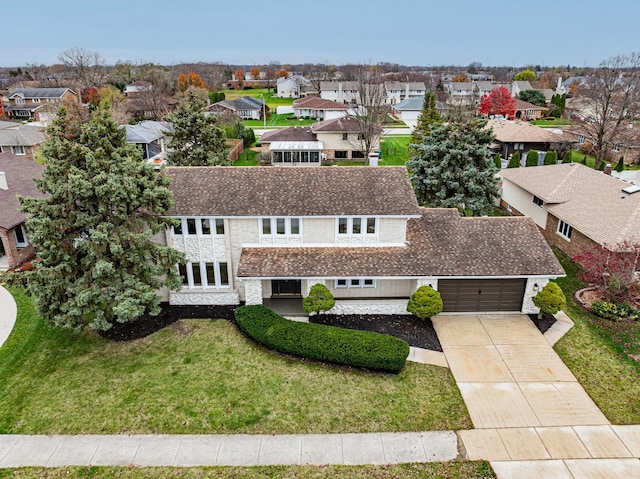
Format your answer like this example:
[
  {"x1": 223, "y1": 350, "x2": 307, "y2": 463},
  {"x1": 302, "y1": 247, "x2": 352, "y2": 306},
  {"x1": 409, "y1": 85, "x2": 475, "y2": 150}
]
[
  {"x1": 0, "y1": 432, "x2": 459, "y2": 468},
  {"x1": 0, "y1": 285, "x2": 17, "y2": 349}
]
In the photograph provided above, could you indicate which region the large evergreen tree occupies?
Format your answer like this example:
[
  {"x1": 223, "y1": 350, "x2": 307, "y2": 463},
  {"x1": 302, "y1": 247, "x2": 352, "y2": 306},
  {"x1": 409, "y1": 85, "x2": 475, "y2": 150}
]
[
  {"x1": 164, "y1": 88, "x2": 231, "y2": 166},
  {"x1": 410, "y1": 92, "x2": 441, "y2": 144},
  {"x1": 407, "y1": 121, "x2": 499, "y2": 216},
  {"x1": 20, "y1": 107, "x2": 184, "y2": 331}
]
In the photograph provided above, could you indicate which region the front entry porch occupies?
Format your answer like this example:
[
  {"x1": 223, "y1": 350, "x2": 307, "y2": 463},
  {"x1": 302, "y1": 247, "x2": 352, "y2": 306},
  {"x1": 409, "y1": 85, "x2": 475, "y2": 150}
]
[{"x1": 263, "y1": 297, "x2": 307, "y2": 317}]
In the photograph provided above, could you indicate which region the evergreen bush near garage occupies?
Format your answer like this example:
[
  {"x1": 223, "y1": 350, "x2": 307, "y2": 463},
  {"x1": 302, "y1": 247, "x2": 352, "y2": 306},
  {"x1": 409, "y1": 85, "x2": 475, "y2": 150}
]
[
  {"x1": 235, "y1": 305, "x2": 410, "y2": 373},
  {"x1": 508, "y1": 152, "x2": 521, "y2": 168},
  {"x1": 544, "y1": 150, "x2": 558, "y2": 165},
  {"x1": 407, "y1": 285, "x2": 443, "y2": 319},
  {"x1": 526, "y1": 149, "x2": 539, "y2": 167}
]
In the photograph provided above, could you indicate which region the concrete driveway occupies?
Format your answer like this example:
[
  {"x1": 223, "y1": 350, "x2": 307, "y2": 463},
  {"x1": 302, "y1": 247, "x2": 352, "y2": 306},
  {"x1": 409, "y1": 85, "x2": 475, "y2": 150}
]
[{"x1": 433, "y1": 314, "x2": 640, "y2": 478}]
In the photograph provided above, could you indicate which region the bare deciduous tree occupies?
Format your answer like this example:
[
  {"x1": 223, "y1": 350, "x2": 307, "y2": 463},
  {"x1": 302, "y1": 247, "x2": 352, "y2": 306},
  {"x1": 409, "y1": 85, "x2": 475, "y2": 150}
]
[
  {"x1": 571, "y1": 52, "x2": 640, "y2": 169},
  {"x1": 302, "y1": 63, "x2": 336, "y2": 95},
  {"x1": 133, "y1": 64, "x2": 174, "y2": 120},
  {"x1": 345, "y1": 64, "x2": 387, "y2": 164},
  {"x1": 58, "y1": 47, "x2": 108, "y2": 88}
]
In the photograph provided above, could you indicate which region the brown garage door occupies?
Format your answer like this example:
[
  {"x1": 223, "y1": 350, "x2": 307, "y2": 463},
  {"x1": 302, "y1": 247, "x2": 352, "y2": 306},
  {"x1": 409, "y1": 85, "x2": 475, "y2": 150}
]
[{"x1": 439, "y1": 279, "x2": 526, "y2": 312}]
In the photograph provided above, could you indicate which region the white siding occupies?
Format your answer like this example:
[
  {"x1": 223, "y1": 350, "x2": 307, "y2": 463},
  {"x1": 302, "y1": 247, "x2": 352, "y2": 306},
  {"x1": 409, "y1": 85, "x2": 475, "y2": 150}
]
[
  {"x1": 379, "y1": 218, "x2": 408, "y2": 244},
  {"x1": 501, "y1": 179, "x2": 548, "y2": 228},
  {"x1": 302, "y1": 218, "x2": 335, "y2": 244}
]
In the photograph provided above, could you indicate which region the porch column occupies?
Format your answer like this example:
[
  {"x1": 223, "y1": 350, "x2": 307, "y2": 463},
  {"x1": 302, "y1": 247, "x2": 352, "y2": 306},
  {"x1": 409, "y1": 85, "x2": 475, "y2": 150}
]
[
  {"x1": 522, "y1": 278, "x2": 549, "y2": 314},
  {"x1": 305, "y1": 279, "x2": 325, "y2": 296},
  {"x1": 244, "y1": 279, "x2": 264, "y2": 305}
]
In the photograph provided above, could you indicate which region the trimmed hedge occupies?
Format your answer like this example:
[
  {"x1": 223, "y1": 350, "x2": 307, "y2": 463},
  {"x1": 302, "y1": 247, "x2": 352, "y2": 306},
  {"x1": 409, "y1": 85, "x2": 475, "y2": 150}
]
[{"x1": 235, "y1": 305, "x2": 410, "y2": 373}]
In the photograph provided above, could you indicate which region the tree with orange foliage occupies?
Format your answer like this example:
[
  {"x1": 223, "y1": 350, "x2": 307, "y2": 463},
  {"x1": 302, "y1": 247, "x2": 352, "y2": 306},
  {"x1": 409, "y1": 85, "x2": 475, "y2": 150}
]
[
  {"x1": 452, "y1": 73, "x2": 469, "y2": 82},
  {"x1": 478, "y1": 85, "x2": 516, "y2": 119},
  {"x1": 276, "y1": 69, "x2": 289, "y2": 79},
  {"x1": 177, "y1": 71, "x2": 206, "y2": 92},
  {"x1": 250, "y1": 67, "x2": 261, "y2": 80}
]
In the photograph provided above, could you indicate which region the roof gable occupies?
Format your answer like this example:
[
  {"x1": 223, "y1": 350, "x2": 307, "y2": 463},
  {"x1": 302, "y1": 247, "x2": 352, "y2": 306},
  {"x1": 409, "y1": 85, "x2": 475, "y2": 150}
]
[{"x1": 0, "y1": 153, "x2": 46, "y2": 230}]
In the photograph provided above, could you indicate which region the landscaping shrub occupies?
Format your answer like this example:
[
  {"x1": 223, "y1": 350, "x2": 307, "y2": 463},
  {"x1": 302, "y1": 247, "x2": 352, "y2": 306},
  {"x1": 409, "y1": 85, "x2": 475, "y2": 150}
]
[
  {"x1": 234, "y1": 305, "x2": 410, "y2": 373},
  {"x1": 532, "y1": 282, "x2": 566, "y2": 318},
  {"x1": 494, "y1": 154, "x2": 502, "y2": 169},
  {"x1": 562, "y1": 151, "x2": 572, "y2": 163},
  {"x1": 303, "y1": 283, "x2": 335, "y2": 317},
  {"x1": 526, "y1": 150, "x2": 539, "y2": 167},
  {"x1": 591, "y1": 301, "x2": 640, "y2": 321},
  {"x1": 508, "y1": 152, "x2": 521, "y2": 168},
  {"x1": 407, "y1": 285, "x2": 443, "y2": 320},
  {"x1": 544, "y1": 150, "x2": 558, "y2": 165},
  {"x1": 615, "y1": 157, "x2": 625, "y2": 172}
]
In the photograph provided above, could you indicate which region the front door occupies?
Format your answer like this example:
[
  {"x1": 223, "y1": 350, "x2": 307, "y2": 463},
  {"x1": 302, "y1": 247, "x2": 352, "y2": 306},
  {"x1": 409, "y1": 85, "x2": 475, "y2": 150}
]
[{"x1": 271, "y1": 280, "x2": 302, "y2": 297}]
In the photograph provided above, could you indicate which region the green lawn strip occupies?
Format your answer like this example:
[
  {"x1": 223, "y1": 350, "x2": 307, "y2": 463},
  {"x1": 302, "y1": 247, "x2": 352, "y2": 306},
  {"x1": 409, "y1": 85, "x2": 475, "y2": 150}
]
[
  {"x1": 244, "y1": 114, "x2": 315, "y2": 128},
  {"x1": 0, "y1": 462, "x2": 496, "y2": 479},
  {"x1": 552, "y1": 253, "x2": 640, "y2": 424},
  {"x1": 0, "y1": 290, "x2": 471, "y2": 434},
  {"x1": 380, "y1": 136, "x2": 410, "y2": 165},
  {"x1": 531, "y1": 118, "x2": 577, "y2": 127},
  {"x1": 219, "y1": 89, "x2": 294, "y2": 109},
  {"x1": 233, "y1": 149, "x2": 259, "y2": 166}
]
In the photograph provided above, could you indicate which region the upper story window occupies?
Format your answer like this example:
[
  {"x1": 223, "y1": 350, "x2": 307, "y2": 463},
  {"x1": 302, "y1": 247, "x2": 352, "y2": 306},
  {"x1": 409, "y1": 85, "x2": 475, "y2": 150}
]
[
  {"x1": 178, "y1": 261, "x2": 229, "y2": 289},
  {"x1": 261, "y1": 217, "x2": 301, "y2": 236},
  {"x1": 173, "y1": 217, "x2": 225, "y2": 236},
  {"x1": 15, "y1": 98, "x2": 25, "y2": 104},
  {"x1": 338, "y1": 217, "x2": 376, "y2": 236},
  {"x1": 32, "y1": 98, "x2": 41, "y2": 103},
  {"x1": 11, "y1": 146, "x2": 25, "y2": 155},
  {"x1": 342, "y1": 133, "x2": 348, "y2": 140},
  {"x1": 532, "y1": 195, "x2": 544, "y2": 207},
  {"x1": 557, "y1": 220, "x2": 573, "y2": 240}
]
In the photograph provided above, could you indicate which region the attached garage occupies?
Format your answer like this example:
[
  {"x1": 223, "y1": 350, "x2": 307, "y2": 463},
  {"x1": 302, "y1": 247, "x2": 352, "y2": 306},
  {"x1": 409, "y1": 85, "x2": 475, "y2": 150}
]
[{"x1": 438, "y1": 279, "x2": 527, "y2": 312}]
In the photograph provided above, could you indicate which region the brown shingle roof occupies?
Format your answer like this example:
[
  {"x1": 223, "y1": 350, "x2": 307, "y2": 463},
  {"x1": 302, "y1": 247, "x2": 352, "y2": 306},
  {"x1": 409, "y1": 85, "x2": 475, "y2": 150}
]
[
  {"x1": 311, "y1": 116, "x2": 379, "y2": 133},
  {"x1": 259, "y1": 127, "x2": 316, "y2": 144},
  {"x1": 292, "y1": 97, "x2": 349, "y2": 110},
  {"x1": 237, "y1": 209, "x2": 564, "y2": 278},
  {"x1": 487, "y1": 119, "x2": 567, "y2": 143},
  {"x1": 500, "y1": 163, "x2": 640, "y2": 245},
  {"x1": 0, "y1": 153, "x2": 45, "y2": 230},
  {"x1": 166, "y1": 166, "x2": 421, "y2": 217}
]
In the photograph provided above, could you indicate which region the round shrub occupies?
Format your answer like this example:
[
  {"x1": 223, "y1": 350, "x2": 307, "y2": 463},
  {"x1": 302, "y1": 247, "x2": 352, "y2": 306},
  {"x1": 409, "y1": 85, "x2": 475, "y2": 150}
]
[
  {"x1": 407, "y1": 285, "x2": 443, "y2": 320},
  {"x1": 235, "y1": 305, "x2": 410, "y2": 373},
  {"x1": 532, "y1": 282, "x2": 566, "y2": 318},
  {"x1": 303, "y1": 283, "x2": 335, "y2": 317}
]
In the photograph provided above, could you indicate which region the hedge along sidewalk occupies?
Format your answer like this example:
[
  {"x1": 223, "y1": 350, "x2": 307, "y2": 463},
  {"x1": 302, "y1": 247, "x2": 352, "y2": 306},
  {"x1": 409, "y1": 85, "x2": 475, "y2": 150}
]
[{"x1": 235, "y1": 305, "x2": 410, "y2": 373}]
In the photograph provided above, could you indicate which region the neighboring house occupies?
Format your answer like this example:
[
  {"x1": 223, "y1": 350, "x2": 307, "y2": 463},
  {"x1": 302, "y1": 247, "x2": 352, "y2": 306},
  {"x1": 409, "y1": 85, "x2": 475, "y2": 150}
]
[
  {"x1": 209, "y1": 97, "x2": 266, "y2": 120},
  {"x1": 487, "y1": 119, "x2": 573, "y2": 160},
  {"x1": 320, "y1": 81, "x2": 360, "y2": 104},
  {"x1": 444, "y1": 81, "x2": 478, "y2": 105},
  {"x1": 276, "y1": 75, "x2": 311, "y2": 98},
  {"x1": 0, "y1": 122, "x2": 47, "y2": 161},
  {"x1": 384, "y1": 82, "x2": 426, "y2": 105},
  {"x1": 124, "y1": 120, "x2": 172, "y2": 161},
  {"x1": 259, "y1": 127, "x2": 323, "y2": 166},
  {"x1": 556, "y1": 76, "x2": 586, "y2": 96},
  {"x1": 0, "y1": 152, "x2": 45, "y2": 271},
  {"x1": 5, "y1": 87, "x2": 78, "y2": 122},
  {"x1": 514, "y1": 99, "x2": 546, "y2": 121},
  {"x1": 392, "y1": 97, "x2": 424, "y2": 129},
  {"x1": 292, "y1": 96, "x2": 349, "y2": 120},
  {"x1": 311, "y1": 116, "x2": 380, "y2": 161},
  {"x1": 499, "y1": 163, "x2": 640, "y2": 257},
  {"x1": 159, "y1": 166, "x2": 564, "y2": 314},
  {"x1": 564, "y1": 123, "x2": 640, "y2": 165},
  {"x1": 511, "y1": 81, "x2": 534, "y2": 98},
  {"x1": 123, "y1": 81, "x2": 153, "y2": 99}
]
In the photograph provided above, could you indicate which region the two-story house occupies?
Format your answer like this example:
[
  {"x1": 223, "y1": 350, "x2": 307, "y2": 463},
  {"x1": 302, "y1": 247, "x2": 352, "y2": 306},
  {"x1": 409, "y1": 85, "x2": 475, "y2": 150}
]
[
  {"x1": 384, "y1": 82, "x2": 427, "y2": 105},
  {"x1": 5, "y1": 88, "x2": 78, "y2": 122},
  {"x1": 159, "y1": 167, "x2": 564, "y2": 315},
  {"x1": 0, "y1": 152, "x2": 45, "y2": 271},
  {"x1": 0, "y1": 122, "x2": 47, "y2": 161}
]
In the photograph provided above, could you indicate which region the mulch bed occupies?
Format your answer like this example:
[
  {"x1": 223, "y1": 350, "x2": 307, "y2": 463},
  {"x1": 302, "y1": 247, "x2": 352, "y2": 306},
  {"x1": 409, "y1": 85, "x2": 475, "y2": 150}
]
[
  {"x1": 311, "y1": 314, "x2": 442, "y2": 352},
  {"x1": 528, "y1": 312, "x2": 557, "y2": 334},
  {"x1": 99, "y1": 303, "x2": 237, "y2": 341}
]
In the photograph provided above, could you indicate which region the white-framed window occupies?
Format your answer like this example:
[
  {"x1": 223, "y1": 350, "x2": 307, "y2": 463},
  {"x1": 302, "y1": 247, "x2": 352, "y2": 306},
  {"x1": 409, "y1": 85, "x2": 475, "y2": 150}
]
[
  {"x1": 260, "y1": 217, "x2": 301, "y2": 236},
  {"x1": 335, "y1": 278, "x2": 376, "y2": 289},
  {"x1": 13, "y1": 225, "x2": 29, "y2": 247},
  {"x1": 32, "y1": 98, "x2": 41, "y2": 103},
  {"x1": 178, "y1": 261, "x2": 229, "y2": 288},
  {"x1": 557, "y1": 220, "x2": 573, "y2": 240},
  {"x1": 577, "y1": 135, "x2": 585, "y2": 144},
  {"x1": 532, "y1": 195, "x2": 544, "y2": 207},
  {"x1": 15, "y1": 98, "x2": 25, "y2": 105},
  {"x1": 11, "y1": 145, "x2": 25, "y2": 155},
  {"x1": 172, "y1": 217, "x2": 225, "y2": 236},
  {"x1": 337, "y1": 217, "x2": 376, "y2": 236}
]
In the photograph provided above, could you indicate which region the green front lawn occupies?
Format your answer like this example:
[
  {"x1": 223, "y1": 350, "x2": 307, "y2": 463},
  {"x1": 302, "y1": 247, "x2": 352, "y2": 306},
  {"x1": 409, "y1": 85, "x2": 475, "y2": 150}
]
[
  {"x1": 220, "y1": 89, "x2": 294, "y2": 109},
  {"x1": 0, "y1": 463, "x2": 496, "y2": 479},
  {"x1": 552, "y1": 252, "x2": 640, "y2": 424},
  {"x1": 531, "y1": 118, "x2": 577, "y2": 127},
  {"x1": 233, "y1": 148, "x2": 260, "y2": 166},
  {"x1": 244, "y1": 114, "x2": 315, "y2": 128},
  {"x1": 380, "y1": 136, "x2": 411, "y2": 165},
  {"x1": 0, "y1": 288, "x2": 471, "y2": 435}
]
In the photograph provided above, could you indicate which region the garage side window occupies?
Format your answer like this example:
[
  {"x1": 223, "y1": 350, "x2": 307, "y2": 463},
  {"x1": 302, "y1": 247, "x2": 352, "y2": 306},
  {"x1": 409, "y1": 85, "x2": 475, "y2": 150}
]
[{"x1": 557, "y1": 220, "x2": 573, "y2": 240}]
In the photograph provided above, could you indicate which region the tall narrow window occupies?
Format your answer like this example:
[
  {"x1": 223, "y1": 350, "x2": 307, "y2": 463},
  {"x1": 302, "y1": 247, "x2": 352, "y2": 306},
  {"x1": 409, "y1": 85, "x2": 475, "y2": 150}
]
[
  {"x1": 352, "y1": 218, "x2": 361, "y2": 234},
  {"x1": 178, "y1": 263, "x2": 188, "y2": 285},
  {"x1": 201, "y1": 218, "x2": 211, "y2": 235},
  {"x1": 186, "y1": 218, "x2": 197, "y2": 235},
  {"x1": 276, "y1": 218, "x2": 286, "y2": 235},
  {"x1": 367, "y1": 218, "x2": 376, "y2": 234},
  {"x1": 338, "y1": 218, "x2": 348, "y2": 234},
  {"x1": 262, "y1": 218, "x2": 271, "y2": 235},
  {"x1": 13, "y1": 225, "x2": 28, "y2": 247},
  {"x1": 173, "y1": 220, "x2": 183, "y2": 235},
  {"x1": 219, "y1": 263, "x2": 229, "y2": 286},
  {"x1": 205, "y1": 262, "x2": 215, "y2": 286},
  {"x1": 191, "y1": 263, "x2": 202, "y2": 286},
  {"x1": 215, "y1": 219, "x2": 225, "y2": 235}
]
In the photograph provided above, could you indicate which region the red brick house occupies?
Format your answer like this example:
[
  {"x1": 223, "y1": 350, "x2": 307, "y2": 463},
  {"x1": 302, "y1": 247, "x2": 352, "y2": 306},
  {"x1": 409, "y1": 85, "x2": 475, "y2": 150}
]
[{"x1": 0, "y1": 153, "x2": 45, "y2": 270}]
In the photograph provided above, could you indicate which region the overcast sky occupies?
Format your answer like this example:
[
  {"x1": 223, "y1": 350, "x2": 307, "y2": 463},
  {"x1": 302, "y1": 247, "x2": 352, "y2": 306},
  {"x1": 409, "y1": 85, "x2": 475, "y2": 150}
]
[{"x1": 4, "y1": 0, "x2": 638, "y2": 68}]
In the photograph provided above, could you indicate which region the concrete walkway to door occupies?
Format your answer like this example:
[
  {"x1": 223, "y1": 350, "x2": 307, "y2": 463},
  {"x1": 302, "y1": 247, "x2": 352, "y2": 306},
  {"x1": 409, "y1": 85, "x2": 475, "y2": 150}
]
[{"x1": 433, "y1": 314, "x2": 640, "y2": 478}]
